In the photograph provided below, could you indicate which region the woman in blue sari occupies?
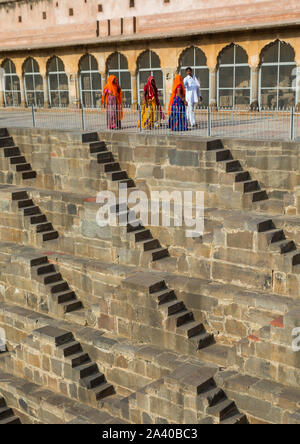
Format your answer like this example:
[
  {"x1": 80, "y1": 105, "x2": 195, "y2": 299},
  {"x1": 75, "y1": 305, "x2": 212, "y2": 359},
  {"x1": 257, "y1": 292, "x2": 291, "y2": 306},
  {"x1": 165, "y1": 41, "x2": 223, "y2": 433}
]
[{"x1": 168, "y1": 74, "x2": 188, "y2": 132}]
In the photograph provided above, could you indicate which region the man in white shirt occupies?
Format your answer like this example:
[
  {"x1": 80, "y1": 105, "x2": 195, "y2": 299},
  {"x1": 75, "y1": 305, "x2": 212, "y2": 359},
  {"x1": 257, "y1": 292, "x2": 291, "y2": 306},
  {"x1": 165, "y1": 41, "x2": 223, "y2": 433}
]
[{"x1": 183, "y1": 67, "x2": 202, "y2": 127}]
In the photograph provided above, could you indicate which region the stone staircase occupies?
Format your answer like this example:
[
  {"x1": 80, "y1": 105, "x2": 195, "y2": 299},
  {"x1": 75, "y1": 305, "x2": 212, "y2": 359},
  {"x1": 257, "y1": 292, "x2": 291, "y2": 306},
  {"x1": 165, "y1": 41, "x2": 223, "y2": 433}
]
[
  {"x1": 0, "y1": 397, "x2": 21, "y2": 424},
  {"x1": 84, "y1": 134, "x2": 170, "y2": 264},
  {"x1": 0, "y1": 128, "x2": 36, "y2": 181},
  {"x1": 206, "y1": 139, "x2": 300, "y2": 272},
  {"x1": 11, "y1": 325, "x2": 115, "y2": 408}
]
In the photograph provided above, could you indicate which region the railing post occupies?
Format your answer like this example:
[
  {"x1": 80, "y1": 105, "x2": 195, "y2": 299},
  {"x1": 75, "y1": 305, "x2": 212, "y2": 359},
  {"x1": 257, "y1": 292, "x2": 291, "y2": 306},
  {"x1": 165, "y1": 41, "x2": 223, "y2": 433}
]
[
  {"x1": 32, "y1": 105, "x2": 36, "y2": 128},
  {"x1": 138, "y1": 104, "x2": 142, "y2": 133},
  {"x1": 207, "y1": 106, "x2": 211, "y2": 137},
  {"x1": 290, "y1": 107, "x2": 295, "y2": 141},
  {"x1": 81, "y1": 105, "x2": 85, "y2": 131}
]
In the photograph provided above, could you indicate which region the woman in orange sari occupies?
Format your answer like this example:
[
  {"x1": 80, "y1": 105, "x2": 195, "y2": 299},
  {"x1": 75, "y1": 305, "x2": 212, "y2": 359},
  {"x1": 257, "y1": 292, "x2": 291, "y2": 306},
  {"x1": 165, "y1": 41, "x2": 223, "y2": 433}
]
[
  {"x1": 168, "y1": 74, "x2": 188, "y2": 131},
  {"x1": 102, "y1": 75, "x2": 123, "y2": 130}
]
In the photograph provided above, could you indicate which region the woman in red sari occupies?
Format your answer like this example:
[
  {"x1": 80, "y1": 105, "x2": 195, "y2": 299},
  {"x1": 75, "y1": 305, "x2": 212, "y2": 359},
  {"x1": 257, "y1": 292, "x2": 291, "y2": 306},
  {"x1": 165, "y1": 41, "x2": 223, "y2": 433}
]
[
  {"x1": 102, "y1": 75, "x2": 123, "y2": 130},
  {"x1": 140, "y1": 76, "x2": 164, "y2": 129}
]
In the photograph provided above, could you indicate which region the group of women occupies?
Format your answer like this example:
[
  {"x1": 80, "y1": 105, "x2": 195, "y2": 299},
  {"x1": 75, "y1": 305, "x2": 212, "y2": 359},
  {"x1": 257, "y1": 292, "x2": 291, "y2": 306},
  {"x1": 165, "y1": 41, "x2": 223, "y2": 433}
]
[{"x1": 102, "y1": 74, "x2": 188, "y2": 131}]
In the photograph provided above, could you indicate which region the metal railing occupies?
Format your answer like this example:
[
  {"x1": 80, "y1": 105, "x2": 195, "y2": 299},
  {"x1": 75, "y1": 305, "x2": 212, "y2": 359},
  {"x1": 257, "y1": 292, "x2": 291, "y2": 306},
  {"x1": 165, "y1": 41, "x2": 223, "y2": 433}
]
[{"x1": 0, "y1": 105, "x2": 299, "y2": 141}]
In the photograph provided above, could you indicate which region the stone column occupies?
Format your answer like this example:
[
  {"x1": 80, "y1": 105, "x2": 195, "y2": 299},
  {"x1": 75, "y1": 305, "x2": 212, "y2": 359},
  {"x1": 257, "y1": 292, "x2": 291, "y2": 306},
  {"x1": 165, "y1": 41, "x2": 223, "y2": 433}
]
[
  {"x1": 41, "y1": 72, "x2": 49, "y2": 108},
  {"x1": 250, "y1": 66, "x2": 259, "y2": 110},
  {"x1": 16, "y1": 69, "x2": 26, "y2": 108},
  {"x1": 209, "y1": 67, "x2": 217, "y2": 108},
  {"x1": 67, "y1": 73, "x2": 78, "y2": 108},
  {"x1": 100, "y1": 72, "x2": 106, "y2": 108},
  {"x1": 131, "y1": 73, "x2": 137, "y2": 109},
  {"x1": 296, "y1": 64, "x2": 300, "y2": 111}
]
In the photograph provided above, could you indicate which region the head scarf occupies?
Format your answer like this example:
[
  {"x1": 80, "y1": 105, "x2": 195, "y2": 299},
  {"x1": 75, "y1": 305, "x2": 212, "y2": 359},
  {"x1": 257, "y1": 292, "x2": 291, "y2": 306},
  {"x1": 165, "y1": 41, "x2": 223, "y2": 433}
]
[
  {"x1": 102, "y1": 75, "x2": 123, "y2": 120},
  {"x1": 144, "y1": 76, "x2": 159, "y2": 104},
  {"x1": 168, "y1": 74, "x2": 185, "y2": 116}
]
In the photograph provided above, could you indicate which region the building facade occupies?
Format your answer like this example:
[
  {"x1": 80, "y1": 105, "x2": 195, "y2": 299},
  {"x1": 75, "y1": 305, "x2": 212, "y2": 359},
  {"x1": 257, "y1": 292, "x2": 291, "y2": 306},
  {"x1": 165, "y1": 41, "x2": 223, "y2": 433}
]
[{"x1": 0, "y1": 0, "x2": 300, "y2": 109}]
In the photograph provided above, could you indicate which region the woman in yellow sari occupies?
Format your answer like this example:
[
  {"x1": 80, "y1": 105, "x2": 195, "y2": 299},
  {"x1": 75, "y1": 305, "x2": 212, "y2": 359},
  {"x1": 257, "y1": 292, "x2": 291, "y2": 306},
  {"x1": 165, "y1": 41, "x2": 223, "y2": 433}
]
[{"x1": 140, "y1": 76, "x2": 164, "y2": 129}]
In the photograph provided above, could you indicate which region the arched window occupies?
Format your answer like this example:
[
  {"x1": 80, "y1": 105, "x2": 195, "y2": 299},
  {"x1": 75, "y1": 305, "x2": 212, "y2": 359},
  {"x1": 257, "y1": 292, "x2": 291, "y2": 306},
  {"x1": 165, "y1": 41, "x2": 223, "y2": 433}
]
[
  {"x1": 217, "y1": 44, "x2": 251, "y2": 108},
  {"x1": 179, "y1": 47, "x2": 209, "y2": 106},
  {"x1": 107, "y1": 52, "x2": 132, "y2": 107},
  {"x1": 2, "y1": 59, "x2": 21, "y2": 107},
  {"x1": 23, "y1": 58, "x2": 44, "y2": 107},
  {"x1": 137, "y1": 50, "x2": 164, "y2": 105},
  {"x1": 79, "y1": 54, "x2": 101, "y2": 108},
  {"x1": 259, "y1": 41, "x2": 297, "y2": 109},
  {"x1": 47, "y1": 56, "x2": 69, "y2": 108}
]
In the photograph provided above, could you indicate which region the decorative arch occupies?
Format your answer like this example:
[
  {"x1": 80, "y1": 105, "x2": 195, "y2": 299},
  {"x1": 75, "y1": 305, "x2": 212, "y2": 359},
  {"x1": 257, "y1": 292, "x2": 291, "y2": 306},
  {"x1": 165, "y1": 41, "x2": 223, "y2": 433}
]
[
  {"x1": 178, "y1": 46, "x2": 209, "y2": 106},
  {"x1": 217, "y1": 43, "x2": 251, "y2": 108},
  {"x1": 1, "y1": 58, "x2": 21, "y2": 107},
  {"x1": 78, "y1": 53, "x2": 101, "y2": 108},
  {"x1": 259, "y1": 40, "x2": 297, "y2": 109},
  {"x1": 106, "y1": 52, "x2": 132, "y2": 106},
  {"x1": 22, "y1": 57, "x2": 44, "y2": 107},
  {"x1": 46, "y1": 56, "x2": 69, "y2": 108},
  {"x1": 136, "y1": 50, "x2": 164, "y2": 105}
]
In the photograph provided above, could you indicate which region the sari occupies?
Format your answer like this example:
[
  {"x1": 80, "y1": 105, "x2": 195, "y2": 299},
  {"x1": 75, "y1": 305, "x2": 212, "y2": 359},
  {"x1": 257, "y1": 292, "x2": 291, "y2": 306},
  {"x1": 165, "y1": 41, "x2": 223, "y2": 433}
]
[
  {"x1": 102, "y1": 75, "x2": 123, "y2": 130},
  {"x1": 168, "y1": 75, "x2": 187, "y2": 132},
  {"x1": 140, "y1": 76, "x2": 164, "y2": 129}
]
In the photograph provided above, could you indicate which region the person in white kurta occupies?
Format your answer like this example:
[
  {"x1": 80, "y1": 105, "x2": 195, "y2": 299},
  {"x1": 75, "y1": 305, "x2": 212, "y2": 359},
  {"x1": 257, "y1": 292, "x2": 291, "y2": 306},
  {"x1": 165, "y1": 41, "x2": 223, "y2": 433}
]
[{"x1": 183, "y1": 68, "x2": 202, "y2": 127}]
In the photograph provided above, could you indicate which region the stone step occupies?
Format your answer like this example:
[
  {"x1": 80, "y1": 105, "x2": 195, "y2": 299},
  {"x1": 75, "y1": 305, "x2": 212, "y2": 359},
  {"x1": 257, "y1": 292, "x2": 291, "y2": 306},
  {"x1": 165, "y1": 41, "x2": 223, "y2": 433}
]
[
  {"x1": 149, "y1": 247, "x2": 169, "y2": 262},
  {"x1": 74, "y1": 362, "x2": 98, "y2": 379},
  {"x1": 59, "y1": 300, "x2": 83, "y2": 314},
  {"x1": 252, "y1": 190, "x2": 268, "y2": 202},
  {"x1": 0, "y1": 136, "x2": 14, "y2": 147},
  {"x1": 42, "y1": 230, "x2": 59, "y2": 242},
  {"x1": 81, "y1": 372, "x2": 105, "y2": 389},
  {"x1": 155, "y1": 289, "x2": 176, "y2": 305},
  {"x1": 270, "y1": 239, "x2": 296, "y2": 254},
  {"x1": 221, "y1": 413, "x2": 248, "y2": 425},
  {"x1": 0, "y1": 415, "x2": 21, "y2": 424},
  {"x1": 41, "y1": 272, "x2": 62, "y2": 285},
  {"x1": 15, "y1": 163, "x2": 32, "y2": 172},
  {"x1": 190, "y1": 332, "x2": 215, "y2": 350},
  {"x1": 97, "y1": 152, "x2": 114, "y2": 164},
  {"x1": 30, "y1": 256, "x2": 48, "y2": 267},
  {"x1": 202, "y1": 387, "x2": 225, "y2": 407},
  {"x1": 0, "y1": 406, "x2": 14, "y2": 420},
  {"x1": 23, "y1": 206, "x2": 41, "y2": 217},
  {"x1": 167, "y1": 309, "x2": 194, "y2": 328},
  {"x1": 177, "y1": 320, "x2": 205, "y2": 338},
  {"x1": 4, "y1": 146, "x2": 20, "y2": 158},
  {"x1": 93, "y1": 382, "x2": 115, "y2": 401},
  {"x1": 49, "y1": 280, "x2": 70, "y2": 294},
  {"x1": 17, "y1": 199, "x2": 34, "y2": 209},
  {"x1": 36, "y1": 222, "x2": 54, "y2": 233},
  {"x1": 235, "y1": 171, "x2": 251, "y2": 183},
  {"x1": 137, "y1": 238, "x2": 160, "y2": 252},
  {"x1": 30, "y1": 214, "x2": 47, "y2": 225},
  {"x1": 160, "y1": 300, "x2": 185, "y2": 316},
  {"x1": 131, "y1": 229, "x2": 152, "y2": 242},
  {"x1": 12, "y1": 190, "x2": 29, "y2": 201},
  {"x1": 235, "y1": 180, "x2": 260, "y2": 193},
  {"x1": 207, "y1": 139, "x2": 223, "y2": 151},
  {"x1": 206, "y1": 399, "x2": 237, "y2": 421},
  {"x1": 100, "y1": 162, "x2": 121, "y2": 173},
  {"x1": 0, "y1": 128, "x2": 9, "y2": 138},
  {"x1": 261, "y1": 229, "x2": 285, "y2": 245},
  {"x1": 22, "y1": 171, "x2": 37, "y2": 180},
  {"x1": 206, "y1": 149, "x2": 232, "y2": 162},
  {"x1": 107, "y1": 171, "x2": 128, "y2": 182},
  {"x1": 0, "y1": 398, "x2": 5, "y2": 408},
  {"x1": 223, "y1": 160, "x2": 243, "y2": 173},
  {"x1": 66, "y1": 352, "x2": 90, "y2": 368},
  {"x1": 82, "y1": 132, "x2": 98, "y2": 143},
  {"x1": 58, "y1": 341, "x2": 82, "y2": 358},
  {"x1": 89, "y1": 141, "x2": 107, "y2": 153},
  {"x1": 127, "y1": 220, "x2": 144, "y2": 233},
  {"x1": 54, "y1": 290, "x2": 77, "y2": 305},
  {"x1": 10, "y1": 155, "x2": 26, "y2": 165},
  {"x1": 198, "y1": 344, "x2": 229, "y2": 366}
]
